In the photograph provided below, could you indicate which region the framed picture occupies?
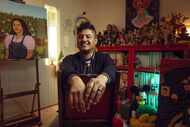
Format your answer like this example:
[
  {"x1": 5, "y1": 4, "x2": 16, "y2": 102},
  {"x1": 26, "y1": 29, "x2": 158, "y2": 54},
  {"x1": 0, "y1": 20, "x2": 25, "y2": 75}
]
[
  {"x1": 125, "y1": 0, "x2": 160, "y2": 31},
  {"x1": 0, "y1": 0, "x2": 48, "y2": 60},
  {"x1": 160, "y1": 86, "x2": 170, "y2": 97}
]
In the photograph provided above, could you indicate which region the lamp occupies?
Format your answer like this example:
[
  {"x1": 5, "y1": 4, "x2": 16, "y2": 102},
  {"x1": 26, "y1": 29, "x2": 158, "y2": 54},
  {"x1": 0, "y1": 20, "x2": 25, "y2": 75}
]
[{"x1": 185, "y1": 23, "x2": 190, "y2": 36}]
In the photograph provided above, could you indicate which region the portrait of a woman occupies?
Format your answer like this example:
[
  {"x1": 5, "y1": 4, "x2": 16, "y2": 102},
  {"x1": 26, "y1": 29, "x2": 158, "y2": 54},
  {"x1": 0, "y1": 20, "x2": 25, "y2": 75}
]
[
  {"x1": 4, "y1": 18, "x2": 35, "y2": 59},
  {"x1": 125, "y1": 0, "x2": 159, "y2": 31},
  {"x1": 132, "y1": 0, "x2": 153, "y2": 29}
]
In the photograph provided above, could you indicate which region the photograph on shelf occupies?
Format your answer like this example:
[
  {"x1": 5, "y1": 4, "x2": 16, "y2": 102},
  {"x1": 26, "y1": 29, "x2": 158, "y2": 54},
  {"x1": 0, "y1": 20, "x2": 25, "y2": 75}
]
[
  {"x1": 118, "y1": 70, "x2": 128, "y2": 90},
  {"x1": 0, "y1": 0, "x2": 48, "y2": 60},
  {"x1": 158, "y1": 59, "x2": 190, "y2": 127},
  {"x1": 125, "y1": 0, "x2": 159, "y2": 31},
  {"x1": 109, "y1": 52, "x2": 128, "y2": 67},
  {"x1": 160, "y1": 86, "x2": 170, "y2": 97}
]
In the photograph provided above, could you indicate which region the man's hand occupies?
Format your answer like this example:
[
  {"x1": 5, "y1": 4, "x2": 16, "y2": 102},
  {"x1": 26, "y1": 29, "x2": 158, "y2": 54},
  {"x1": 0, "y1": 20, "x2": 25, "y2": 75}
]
[
  {"x1": 68, "y1": 75, "x2": 86, "y2": 112},
  {"x1": 84, "y1": 74, "x2": 108, "y2": 110}
]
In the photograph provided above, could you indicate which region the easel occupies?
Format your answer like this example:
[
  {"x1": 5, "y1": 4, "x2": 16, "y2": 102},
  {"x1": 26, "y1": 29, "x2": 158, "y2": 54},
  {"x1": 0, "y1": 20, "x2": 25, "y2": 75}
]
[{"x1": 0, "y1": 58, "x2": 41, "y2": 127}]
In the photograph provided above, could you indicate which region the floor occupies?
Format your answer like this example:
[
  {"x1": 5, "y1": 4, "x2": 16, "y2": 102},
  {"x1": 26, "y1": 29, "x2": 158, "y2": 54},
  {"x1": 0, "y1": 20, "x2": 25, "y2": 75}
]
[
  {"x1": 34, "y1": 105, "x2": 122, "y2": 127},
  {"x1": 33, "y1": 105, "x2": 59, "y2": 127},
  {"x1": 33, "y1": 105, "x2": 112, "y2": 127}
]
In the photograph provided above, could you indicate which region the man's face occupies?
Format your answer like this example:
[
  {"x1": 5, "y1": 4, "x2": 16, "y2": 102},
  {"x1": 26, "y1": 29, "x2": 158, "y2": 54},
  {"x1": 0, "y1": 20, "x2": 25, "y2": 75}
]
[{"x1": 77, "y1": 29, "x2": 97, "y2": 53}]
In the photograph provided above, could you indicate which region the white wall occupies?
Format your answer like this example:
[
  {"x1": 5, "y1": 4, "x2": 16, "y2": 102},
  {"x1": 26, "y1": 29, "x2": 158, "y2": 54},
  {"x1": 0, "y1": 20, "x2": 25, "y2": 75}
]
[
  {"x1": 83, "y1": 0, "x2": 126, "y2": 33},
  {"x1": 45, "y1": 0, "x2": 87, "y2": 56},
  {"x1": 160, "y1": 0, "x2": 190, "y2": 23}
]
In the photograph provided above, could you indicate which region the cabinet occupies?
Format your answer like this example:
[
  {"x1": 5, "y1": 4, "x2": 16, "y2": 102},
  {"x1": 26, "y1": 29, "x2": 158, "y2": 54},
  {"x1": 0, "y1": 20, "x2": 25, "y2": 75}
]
[
  {"x1": 97, "y1": 44, "x2": 190, "y2": 99},
  {"x1": 158, "y1": 59, "x2": 190, "y2": 126},
  {"x1": 0, "y1": 59, "x2": 41, "y2": 127}
]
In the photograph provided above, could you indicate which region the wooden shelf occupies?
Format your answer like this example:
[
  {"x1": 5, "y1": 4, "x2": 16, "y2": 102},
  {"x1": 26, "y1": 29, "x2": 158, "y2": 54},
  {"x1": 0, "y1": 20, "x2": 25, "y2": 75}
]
[
  {"x1": 136, "y1": 66, "x2": 160, "y2": 73},
  {"x1": 135, "y1": 44, "x2": 190, "y2": 51},
  {"x1": 97, "y1": 44, "x2": 189, "y2": 99},
  {"x1": 97, "y1": 46, "x2": 129, "y2": 51},
  {"x1": 97, "y1": 44, "x2": 190, "y2": 52},
  {"x1": 116, "y1": 65, "x2": 128, "y2": 70},
  {"x1": 116, "y1": 65, "x2": 160, "y2": 73}
]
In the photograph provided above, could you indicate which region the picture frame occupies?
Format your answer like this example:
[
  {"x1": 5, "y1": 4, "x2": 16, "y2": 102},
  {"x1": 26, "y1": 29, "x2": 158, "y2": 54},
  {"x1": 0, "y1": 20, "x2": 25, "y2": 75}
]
[
  {"x1": 160, "y1": 86, "x2": 170, "y2": 97},
  {"x1": 125, "y1": 0, "x2": 160, "y2": 31}
]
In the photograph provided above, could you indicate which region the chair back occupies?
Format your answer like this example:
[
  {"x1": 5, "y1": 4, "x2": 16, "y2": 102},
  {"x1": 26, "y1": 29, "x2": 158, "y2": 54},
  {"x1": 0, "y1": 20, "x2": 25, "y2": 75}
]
[{"x1": 58, "y1": 72, "x2": 115, "y2": 127}]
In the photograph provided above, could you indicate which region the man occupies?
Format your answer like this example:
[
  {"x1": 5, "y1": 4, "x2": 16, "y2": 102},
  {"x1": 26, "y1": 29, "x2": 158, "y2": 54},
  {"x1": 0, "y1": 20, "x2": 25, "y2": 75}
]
[{"x1": 61, "y1": 22, "x2": 116, "y2": 113}]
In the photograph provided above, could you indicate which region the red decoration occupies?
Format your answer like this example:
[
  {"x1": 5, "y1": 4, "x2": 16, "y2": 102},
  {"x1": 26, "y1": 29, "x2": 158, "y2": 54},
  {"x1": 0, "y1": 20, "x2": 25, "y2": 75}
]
[
  {"x1": 115, "y1": 95, "x2": 121, "y2": 112},
  {"x1": 112, "y1": 113, "x2": 124, "y2": 127}
]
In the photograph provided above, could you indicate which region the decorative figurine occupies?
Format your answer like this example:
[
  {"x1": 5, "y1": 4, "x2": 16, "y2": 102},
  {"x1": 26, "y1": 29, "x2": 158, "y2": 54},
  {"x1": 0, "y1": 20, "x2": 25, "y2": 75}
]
[{"x1": 97, "y1": 32, "x2": 104, "y2": 46}]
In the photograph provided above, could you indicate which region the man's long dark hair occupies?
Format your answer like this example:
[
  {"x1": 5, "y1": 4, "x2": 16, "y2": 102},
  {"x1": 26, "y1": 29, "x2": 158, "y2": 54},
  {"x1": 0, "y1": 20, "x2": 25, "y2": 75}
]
[{"x1": 10, "y1": 18, "x2": 31, "y2": 36}]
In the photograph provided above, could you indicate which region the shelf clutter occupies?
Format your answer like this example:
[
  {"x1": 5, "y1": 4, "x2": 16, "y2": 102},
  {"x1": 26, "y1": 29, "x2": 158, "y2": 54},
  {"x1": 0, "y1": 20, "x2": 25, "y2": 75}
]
[
  {"x1": 97, "y1": 43, "x2": 189, "y2": 127},
  {"x1": 97, "y1": 13, "x2": 190, "y2": 48},
  {"x1": 98, "y1": 44, "x2": 190, "y2": 86},
  {"x1": 97, "y1": 16, "x2": 190, "y2": 126}
]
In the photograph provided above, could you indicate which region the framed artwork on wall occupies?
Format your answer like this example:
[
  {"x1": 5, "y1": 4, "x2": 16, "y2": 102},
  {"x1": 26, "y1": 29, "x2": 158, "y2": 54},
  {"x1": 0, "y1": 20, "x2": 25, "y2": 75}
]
[{"x1": 125, "y1": 0, "x2": 160, "y2": 31}]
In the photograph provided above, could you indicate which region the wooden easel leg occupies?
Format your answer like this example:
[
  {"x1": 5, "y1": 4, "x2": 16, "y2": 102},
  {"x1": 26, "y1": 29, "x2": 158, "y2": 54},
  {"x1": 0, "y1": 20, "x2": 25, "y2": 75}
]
[
  {"x1": 0, "y1": 87, "x2": 5, "y2": 127},
  {"x1": 30, "y1": 59, "x2": 42, "y2": 126}
]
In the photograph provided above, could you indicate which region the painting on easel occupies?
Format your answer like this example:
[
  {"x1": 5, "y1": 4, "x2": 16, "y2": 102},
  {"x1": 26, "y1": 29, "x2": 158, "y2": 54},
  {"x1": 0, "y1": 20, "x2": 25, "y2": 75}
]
[{"x1": 0, "y1": 0, "x2": 48, "y2": 60}]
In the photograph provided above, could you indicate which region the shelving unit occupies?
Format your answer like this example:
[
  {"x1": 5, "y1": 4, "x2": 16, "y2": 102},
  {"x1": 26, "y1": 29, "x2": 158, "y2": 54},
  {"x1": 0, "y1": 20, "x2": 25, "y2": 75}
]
[
  {"x1": 97, "y1": 44, "x2": 190, "y2": 99},
  {"x1": 0, "y1": 59, "x2": 41, "y2": 127}
]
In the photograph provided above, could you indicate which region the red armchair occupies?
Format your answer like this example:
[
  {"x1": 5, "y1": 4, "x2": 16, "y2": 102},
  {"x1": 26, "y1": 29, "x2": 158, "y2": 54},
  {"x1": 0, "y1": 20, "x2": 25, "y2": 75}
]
[{"x1": 57, "y1": 71, "x2": 116, "y2": 127}]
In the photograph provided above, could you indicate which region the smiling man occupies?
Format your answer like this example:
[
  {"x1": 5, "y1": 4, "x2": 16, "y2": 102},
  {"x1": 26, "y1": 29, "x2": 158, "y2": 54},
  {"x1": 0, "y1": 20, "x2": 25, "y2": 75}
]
[{"x1": 61, "y1": 22, "x2": 116, "y2": 112}]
